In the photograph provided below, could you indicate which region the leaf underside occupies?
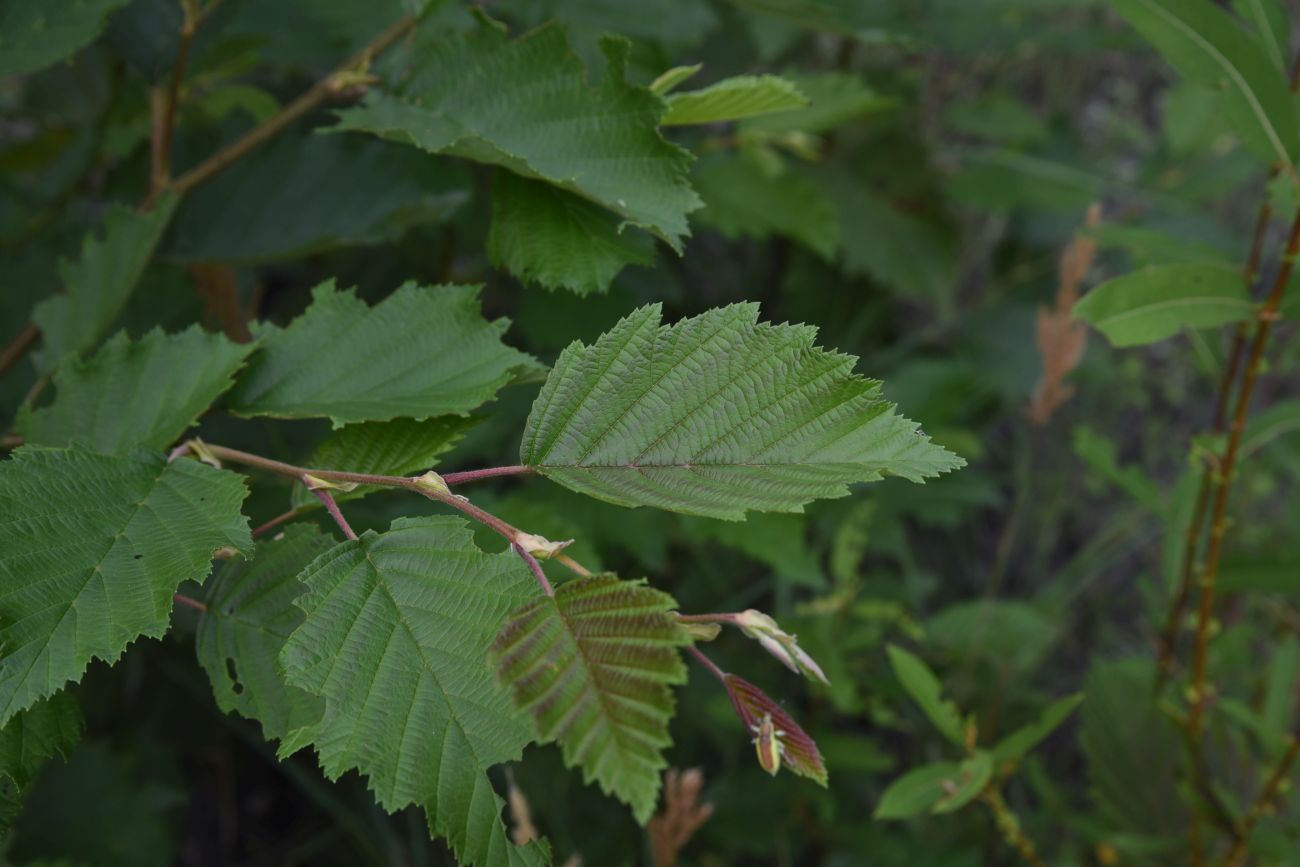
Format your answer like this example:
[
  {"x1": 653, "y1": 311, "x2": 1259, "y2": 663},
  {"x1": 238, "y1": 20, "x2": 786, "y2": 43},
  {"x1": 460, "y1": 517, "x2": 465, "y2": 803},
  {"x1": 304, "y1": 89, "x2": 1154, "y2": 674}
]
[
  {"x1": 491, "y1": 575, "x2": 688, "y2": 823},
  {"x1": 226, "y1": 281, "x2": 539, "y2": 427},
  {"x1": 277, "y1": 517, "x2": 549, "y2": 867},
  {"x1": 520, "y1": 303, "x2": 962, "y2": 520},
  {"x1": 0, "y1": 447, "x2": 251, "y2": 726}
]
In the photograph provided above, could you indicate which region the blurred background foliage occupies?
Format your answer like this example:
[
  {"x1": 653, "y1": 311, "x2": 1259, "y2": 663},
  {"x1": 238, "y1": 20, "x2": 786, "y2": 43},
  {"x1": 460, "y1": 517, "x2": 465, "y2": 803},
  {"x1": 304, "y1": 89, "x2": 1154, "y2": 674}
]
[{"x1": 2, "y1": 0, "x2": 1299, "y2": 865}]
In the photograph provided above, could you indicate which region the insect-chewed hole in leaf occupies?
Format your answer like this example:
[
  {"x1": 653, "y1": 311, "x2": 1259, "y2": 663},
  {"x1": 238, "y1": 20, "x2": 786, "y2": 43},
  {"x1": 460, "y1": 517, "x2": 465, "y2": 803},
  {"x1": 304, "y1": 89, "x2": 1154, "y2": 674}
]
[{"x1": 225, "y1": 657, "x2": 244, "y2": 695}]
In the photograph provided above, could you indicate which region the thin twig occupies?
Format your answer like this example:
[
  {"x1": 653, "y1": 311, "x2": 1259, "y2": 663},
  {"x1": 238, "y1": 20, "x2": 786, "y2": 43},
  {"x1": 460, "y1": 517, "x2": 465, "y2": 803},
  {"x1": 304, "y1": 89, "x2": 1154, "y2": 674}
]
[
  {"x1": 252, "y1": 507, "x2": 304, "y2": 538},
  {"x1": 157, "y1": 14, "x2": 415, "y2": 205},
  {"x1": 303, "y1": 475, "x2": 358, "y2": 541},
  {"x1": 1220, "y1": 735, "x2": 1300, "y2": 867},
  {"x1": 173, "y1": 593, "x2": 208, "y2": 613},
  {"x1": 685, "y1": 645, "x2": 727, "y2": 683},
  {"x1": 440, "y1": 465, "x2": 534, "y2": 485},
  {"x1": 149, "y1": 2, "x2": 196, "y2": 196},
  {"x1": 1188, "y1": 208, "x2": 1300, "y2": 737},
  {"x1": 0, "y1": 322, "x2": 40, "y2": 378}
]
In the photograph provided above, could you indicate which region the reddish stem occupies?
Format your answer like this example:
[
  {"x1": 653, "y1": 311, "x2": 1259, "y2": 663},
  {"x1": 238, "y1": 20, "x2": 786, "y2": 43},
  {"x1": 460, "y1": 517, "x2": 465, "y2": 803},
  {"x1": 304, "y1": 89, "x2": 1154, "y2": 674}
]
[
  {"x1": 512, "y1": 543, "x2": 554, "y2": 596},
  {"x1": 304, "y1": 475, "x2": 358, "y2": 541},
  {"x1": 686, "y1": 645, "x2": 727, "y2": 683},
  {"x1": 252, "y1": 508, "x2": 302, "y2": 538},
  {"x1": 173, "y1": 592, "x2": 207, "y2": 613},
  {"x1": 440, "y1": 465, "x2": 534, "y2": 485}
]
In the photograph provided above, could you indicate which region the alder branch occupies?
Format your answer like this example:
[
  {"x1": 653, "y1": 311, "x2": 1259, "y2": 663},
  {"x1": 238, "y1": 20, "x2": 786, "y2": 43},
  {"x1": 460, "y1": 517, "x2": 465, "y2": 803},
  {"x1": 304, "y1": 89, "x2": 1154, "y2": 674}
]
[
  {"x1": 1221, "y1": 735, "x2": 1300, "y2": 867},
  {"x1": 303, "y1": 474, "x2": 358, "y2": 541}
]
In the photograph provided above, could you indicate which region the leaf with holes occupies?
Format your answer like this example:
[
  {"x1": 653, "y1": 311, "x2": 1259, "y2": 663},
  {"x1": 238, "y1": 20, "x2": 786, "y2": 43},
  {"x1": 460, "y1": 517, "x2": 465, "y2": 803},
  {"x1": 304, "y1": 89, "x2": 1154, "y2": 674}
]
[
  {"x1": 277, "y1": 516, "x2": 549, "y2": 867},
  {"x1": 19, "y1": 326, "x2": 255, "y2": 455},
  {"x1": 197, "y1": 525, "x2": 334, "y2": 742},
  {"x1": 491, "y1": 575, "x2": 689, "y2": 823},
  {"x1": 520, "y1": 304, "x2": 961, "y2": 520},
  {"x1": 0, "y1": 447, "x2": 251, "y2": 726},
  {"x1": 226, "y1": 281, "x2": 540, "y2": 427}
]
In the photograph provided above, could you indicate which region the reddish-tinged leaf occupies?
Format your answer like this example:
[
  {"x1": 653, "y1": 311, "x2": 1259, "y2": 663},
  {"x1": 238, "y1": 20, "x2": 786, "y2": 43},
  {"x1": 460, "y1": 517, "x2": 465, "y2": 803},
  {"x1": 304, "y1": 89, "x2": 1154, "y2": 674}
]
[{"x1": 723, "y1": 674, "x2": 827, "y2": 785}]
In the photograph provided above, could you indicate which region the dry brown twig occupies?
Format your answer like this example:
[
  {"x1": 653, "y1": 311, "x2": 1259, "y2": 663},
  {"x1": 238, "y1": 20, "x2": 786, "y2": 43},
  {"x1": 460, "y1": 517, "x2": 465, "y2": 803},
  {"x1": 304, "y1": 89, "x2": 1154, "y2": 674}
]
[
  {"x1": 1027, "y1": 203, "x2": 1100, "y2": 426},
  {"x1": 648, "y1": 768, "x2": 714, "y2": 867}
]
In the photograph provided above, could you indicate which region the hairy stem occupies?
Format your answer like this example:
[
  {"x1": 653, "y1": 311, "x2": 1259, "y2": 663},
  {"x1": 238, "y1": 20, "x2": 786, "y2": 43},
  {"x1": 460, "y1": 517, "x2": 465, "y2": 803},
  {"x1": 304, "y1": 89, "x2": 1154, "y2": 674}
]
[
  {"x1": 303, "y1": 475, "x2": 358, "y2": 541},
  {"x1": 1188, "y1": 207, "x2": 1300, "y2": 736}
]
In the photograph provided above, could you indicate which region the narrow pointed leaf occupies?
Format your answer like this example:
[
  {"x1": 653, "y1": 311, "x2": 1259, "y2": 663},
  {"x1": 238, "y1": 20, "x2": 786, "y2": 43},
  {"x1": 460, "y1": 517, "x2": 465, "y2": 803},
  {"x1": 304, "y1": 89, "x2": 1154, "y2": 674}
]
[
  {"x1": 886, "y1": 645, "x2": 965, "y2": 747},
  {"x1": 992, "y1": 693, "x2": 1083, "y2": 766},
  {"x1": 662, "y1": 75, "x2": 807, "y2": 126},
  {"x1": 874, "y1": 752, "x2": 992, "y2": 819},
  {"x1": 18, "y1": 326, "x2": 255, "y2": 455},
  {"x1": 278, "y1": 517, "x2": 548, "y2": 867},
  {"x1": 520, "y1": 304, "x2": 961, "y2": 520},
  {"x1": 487, "y1": 172, "x2": 654, "y2": 296},
  {"x1": 197, "y1": 526, "x2": 334, "y2": 742},
  {"x1": 491, "y1": 575, "x2": 688, "y2": 823},
  {"x1": 32, "y1": 197, "x2": 178, "y2": 372},
  {"x1": 739, "y1": 72, "x2": 889, "y2": 135},
  {"x1": 1108, "y1": 0, "x2": 1299, "y2": 167},
  {"x1": 331, "y1": 23, "x2": 700, "y2": 249},
  {"x1": 1073, "y1": 263, "x2": 1253, "y2": 347},
  {"x1": 0, "y1": 447, "x2": 251, "y2": 725},
  {"x1": 289, "y1": 417, "x2": 477, "y2": 510},
  {"x1": 227, "y1": 281, "x2": 539, "y2": 427}
]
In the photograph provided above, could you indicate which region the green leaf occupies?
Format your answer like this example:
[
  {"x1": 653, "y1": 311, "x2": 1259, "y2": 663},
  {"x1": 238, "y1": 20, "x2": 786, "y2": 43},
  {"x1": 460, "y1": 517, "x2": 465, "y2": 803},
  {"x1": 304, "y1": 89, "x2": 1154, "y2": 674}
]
[
  {"x1": 196, "y1": 526, "x2": 333, "y2": 743},
  {"x1": 520, "y1": 304, "x2": 960, "y2": 520},
  {"x1": 873, "y1": 761, "x2": 956, "y2": 820},
  {"x1": 739, "y1": 72, "x2": 890, "y2": 135},
  {"x1": 278, "y1": 516, "x2": 549, "y2": 867},
  {"x1": 1232, "y1": 0, "x2": 1289, "y2": 71},
  {"x1": 18, "y1": 326, "x2": 255, "y2": 455},
  {"x1": 886, "y1": 645, "x2": 965, "y2": 747},
  {"x1": 0, "y1": 0, "x2": 133, "y2": 76},
  {"x1": 490, "y1": 575, "x2": 687, "y2": 823},
  {"x1": 1108, "y1": 0, "x2": 1300, "y2": 167},
  {"x1": 162, "y1": 134, "x2": 469, "y2": 264},
  {"x1": 0, "y1": 446, "x2": 251, "y2": 726},
  {"x1": 662, "y1": 75, "x2": 807, "y2": 126},
  {"x1": 1241, "y1": 398, "x2": 1300, "y2": 461},
  {"x1": 0, "y1": 691, "x2": 83, "y2": 826},
  {"x1": 226, "y1": 281, "x2": 538, "y2": 427},
  {"x1": 1073, "y1": 263, "x2": 1253, "y2": 347},
  {"x1": 0, "y1": 692, "x2": 81, "y2": 791},
  {"x1": 288, "y1": 416, "x2": 477, "y2": 510},
  {"x1": 875, "y1": 753, "x2": 992, "y2": 820},
  {"x1": 32, "y1": 196, "x2": 178, "y2": 372},
  {"x1": 693, "y1": 156, "x2": 840, "y2": 259},
  {"x1": 487, "y1": 172, "x2": 655, "y2": 296},
  {"x1": 1081, "y1": 659, "x2": 1187, "y2": 839},
  {"x1": 681, "y1": 513, "x2": 824, "y2": 588},
  {"x1": 991, "y1": 693, "x2": 1084, "y2": 766},
  {"x1": 649, "y1": 64, "x2": 702, "y2": 95},
  {"x1": 331, "y1": 22, "x2": 700, "y2": 250}
]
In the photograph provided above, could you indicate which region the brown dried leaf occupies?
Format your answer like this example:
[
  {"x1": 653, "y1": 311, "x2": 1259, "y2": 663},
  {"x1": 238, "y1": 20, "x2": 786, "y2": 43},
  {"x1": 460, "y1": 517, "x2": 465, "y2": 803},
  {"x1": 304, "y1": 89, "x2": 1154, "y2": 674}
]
[{"x1": 648, "y1": 767, "x2": 714, "y2": 867}]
